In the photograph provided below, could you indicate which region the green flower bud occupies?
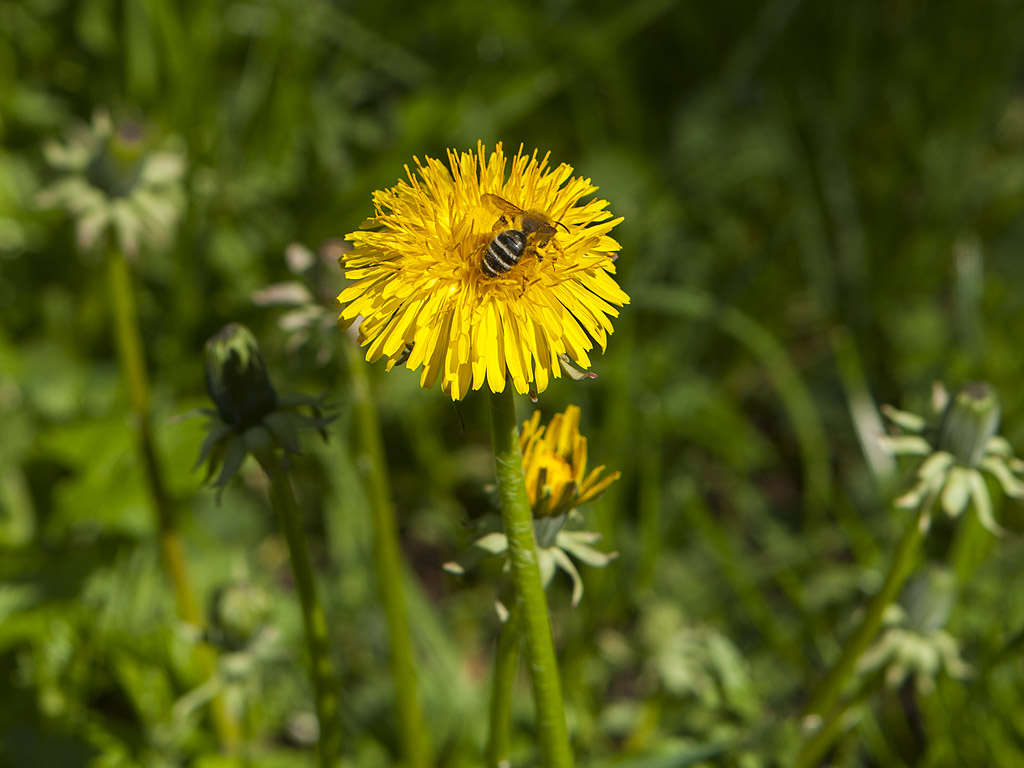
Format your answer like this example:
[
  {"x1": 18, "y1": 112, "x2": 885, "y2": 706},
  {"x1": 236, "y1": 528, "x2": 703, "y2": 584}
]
[
  {"x1": 937, "y1": 382, "x2": 1000, "y2": 468},
  {"x1": 204, "y1": 323, "x2": 278, "y2": 428},
  {"x1": 192, "y1": 324, "x2": 334, "y2": 493},
  {"x1": 87, "y1": 119, "x2": 145, "y2": 199},
  {"x1": 210, "y1": 582, "x2": 273, "y2": 651}
]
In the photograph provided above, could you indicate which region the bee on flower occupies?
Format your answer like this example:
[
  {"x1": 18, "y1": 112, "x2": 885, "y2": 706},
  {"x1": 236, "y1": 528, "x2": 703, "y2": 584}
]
[{"x1": 336, "y1": 142, "x2": 629, "y2": 400}]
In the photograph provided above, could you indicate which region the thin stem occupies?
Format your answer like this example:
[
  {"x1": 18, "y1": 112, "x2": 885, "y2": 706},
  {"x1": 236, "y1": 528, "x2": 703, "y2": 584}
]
[
  {"x1": 258, "y1": 452, "x2": 343, "y2": 768},
  {"x1": 107, "y1": 253, "x2": 239, "y2": 751},
  {"x1": 794, "y1": 507, "x2": 928, "y2": 768},
  {"x1": 487, "y1": 610, "x2": 520, "y2": 768},
  {"x1": 488, "y1": 387, "x2": 573, "y2": 768},
  {"x1": 950, "y1": 502, "x2": 992, "y2": 583},
  {"x1": 795, "y1": 690, "x2": 866, "y2": 768},
  {"x1": 344, "y1": 339, "x2": 431, "y2": 768}
]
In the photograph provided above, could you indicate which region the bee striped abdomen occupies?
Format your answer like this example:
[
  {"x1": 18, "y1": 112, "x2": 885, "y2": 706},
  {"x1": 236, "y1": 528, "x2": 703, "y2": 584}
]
[{"x1": 482, "y1": 229, "x2": 526, "y2": 277}]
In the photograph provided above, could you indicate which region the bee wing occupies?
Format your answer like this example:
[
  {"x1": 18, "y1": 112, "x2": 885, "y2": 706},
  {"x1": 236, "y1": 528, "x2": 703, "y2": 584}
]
[{"x1": 481, "y1": 193, "x2": 525, "y2": 217}]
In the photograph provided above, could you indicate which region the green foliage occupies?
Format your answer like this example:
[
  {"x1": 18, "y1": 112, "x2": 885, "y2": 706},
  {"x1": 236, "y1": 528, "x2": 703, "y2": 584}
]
[{"x1": 5, "y1": 0, "x2": 1024, "y2": 765}]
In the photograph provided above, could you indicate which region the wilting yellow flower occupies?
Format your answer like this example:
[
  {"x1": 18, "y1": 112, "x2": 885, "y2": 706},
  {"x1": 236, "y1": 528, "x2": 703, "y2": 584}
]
[
  {"x1": 520, "y1": 404, "x2": 620, "y2": 518},
  {"x1": 444, "y1": 404, "x2": 619, "y2": 606},
  {"x1": 337, "y1": 142, "x2": 628, "y2": 400}
]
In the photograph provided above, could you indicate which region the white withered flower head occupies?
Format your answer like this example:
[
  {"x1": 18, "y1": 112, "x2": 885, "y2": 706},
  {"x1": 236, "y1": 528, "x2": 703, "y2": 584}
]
[
  {"x1": 880, "y1": 381, "x2": 1024, "y2": 534},
  {"x1": 36, "y1": 109, "x2": 186, "y2": 259}
]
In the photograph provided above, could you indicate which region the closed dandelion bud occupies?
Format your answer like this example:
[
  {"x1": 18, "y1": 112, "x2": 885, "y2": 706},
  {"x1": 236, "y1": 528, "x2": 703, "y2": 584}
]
[
  {"x1": 881, "y1": 381, "x2": 1023, "y2": 535},
  {"x1": 937, "y1": 382, "x2": 1000, "y2": 468},
  {"x1": 210, "y1": 582, "x2": 272, "y2": 651},
  {"x1": 204, "y1": 323, "x2": 278, "y2": 428},
  {"x1": 193, "y1": 323, "x2": 333, "y2": 492},
  {"x1": 88, "y1": 119, "x2": 145, "y2": 199}
]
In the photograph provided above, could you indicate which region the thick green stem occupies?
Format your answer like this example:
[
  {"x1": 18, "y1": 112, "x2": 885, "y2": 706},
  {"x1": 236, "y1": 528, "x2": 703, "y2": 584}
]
[
  {"x1": 344, "y1": 340, "x2": 431, "y2": 768},
  {"x1": 794, "y1": 508, "x2": 928, "y2": 768},
  {"x1": 258, "y1": 453, "x2": 343, "y2": 768},
  {"x1": 487, "y1": 610, "x2": 520, "y2": 768},
  {"x1": 107, "y1": 254, "x2": 239, "y2": 752},
  {"x1": 488, "y1": 387, "x2": 573, "y2": 768}
]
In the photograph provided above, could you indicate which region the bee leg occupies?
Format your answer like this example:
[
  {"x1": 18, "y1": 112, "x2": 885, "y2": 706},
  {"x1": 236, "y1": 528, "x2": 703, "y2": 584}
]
[
  {"x1": 549, "y1": 239, "x2": 566, "y2": 262},
  {"x1": 521, "y1": 273, "x2": 541, "y2": 297}
]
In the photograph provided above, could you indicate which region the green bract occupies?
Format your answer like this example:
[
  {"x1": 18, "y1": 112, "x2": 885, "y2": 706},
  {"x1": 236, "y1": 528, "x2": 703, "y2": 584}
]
[{"x1": 445, "y1": 510, "x2": 617, "y2": 609}]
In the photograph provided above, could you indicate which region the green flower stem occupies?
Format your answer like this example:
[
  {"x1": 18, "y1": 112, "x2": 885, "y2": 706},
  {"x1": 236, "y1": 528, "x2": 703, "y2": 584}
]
[
  {"x1": 794, "y1": 507, "x2": 928, "y2": 768},
  {"x1": 794, "y1": 692, "x2": 863, "y2": 768},
  {"x1": 487, "y1": 610, "x2": 520, "y2": 768},
  {"x1": 107, "y1": 254, "x2": 240, "y2": 752},
  {"x1": 257, "y1": 452, "x2": 343, "y2": 768},
  {"x1": 951, "y1": 504, "x2": 993, "y2": 583},
  {"x1": 488, "y1": 387, "x2": 573, "y2": 768},
  {"x1": 344, "y1": 339, "x2": 431, "y2": 768}
]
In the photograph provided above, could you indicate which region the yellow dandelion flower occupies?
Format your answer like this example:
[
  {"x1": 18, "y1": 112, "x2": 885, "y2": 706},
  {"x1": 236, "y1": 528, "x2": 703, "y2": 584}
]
[
  {"x1": 520, "y1": 404, "x2": 620, "y2": 518},
  {"x1": 337, "y1": 142, "x2": 629, "y2": 400}
]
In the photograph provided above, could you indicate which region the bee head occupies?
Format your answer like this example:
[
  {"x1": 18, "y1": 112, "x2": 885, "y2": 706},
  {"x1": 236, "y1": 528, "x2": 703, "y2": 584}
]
[{"x1": 522, "y1": 211, "x2": 568, "y2": 246}]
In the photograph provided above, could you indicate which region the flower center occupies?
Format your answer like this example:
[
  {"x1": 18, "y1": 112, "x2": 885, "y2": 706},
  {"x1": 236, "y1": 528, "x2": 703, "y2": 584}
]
[{"x1": 528, "y1": 453, "x2": 575, "y2": 507}]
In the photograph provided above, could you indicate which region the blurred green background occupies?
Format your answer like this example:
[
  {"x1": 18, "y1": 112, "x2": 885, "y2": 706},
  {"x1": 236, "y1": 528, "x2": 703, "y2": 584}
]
[{"x1": 4, "y1": 0, "x2": 1024, "y2": 765}]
